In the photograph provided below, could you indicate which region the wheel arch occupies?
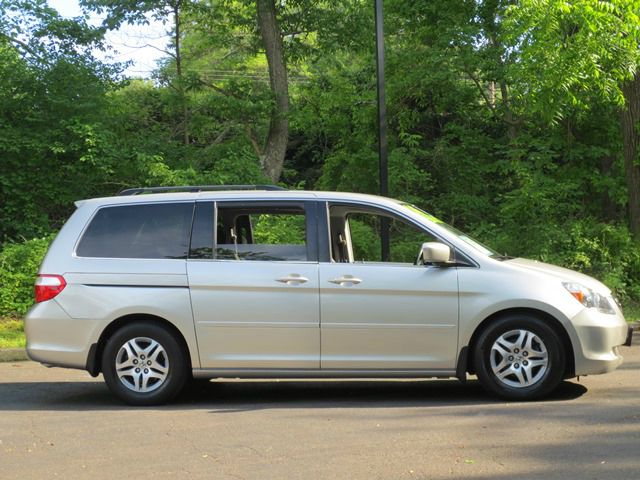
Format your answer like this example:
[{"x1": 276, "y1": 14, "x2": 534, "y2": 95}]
[
  {"x1": 462, "y1": 307, "x2": 575, "y2": 379},
  {"x1": 86, "y1": 313, "x2": 192, "y2": 377}
]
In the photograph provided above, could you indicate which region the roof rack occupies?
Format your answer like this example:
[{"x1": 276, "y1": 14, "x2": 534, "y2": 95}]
[{"x1": 118, "y1": 185, "x2": 287, "y2": 196}]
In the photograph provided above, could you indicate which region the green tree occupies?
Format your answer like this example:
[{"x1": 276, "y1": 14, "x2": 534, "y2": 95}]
[
  {"x1": 505, "y1": 0, "x2": 640, "y2": 235},
  {"x1": 0, "y1": 0, "x2": 120, "y2": 239}
]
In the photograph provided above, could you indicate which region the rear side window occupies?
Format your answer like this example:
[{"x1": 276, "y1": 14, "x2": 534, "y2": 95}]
[
  {"x1": 188, "y1": 202, "x2": 311, "y2": 261},
  {"x1": 76, "y1": 203, "x2": 194, "y2": 259},
  {"x1": 216, "y1": 206, "x2": 307, "y2": 261}
]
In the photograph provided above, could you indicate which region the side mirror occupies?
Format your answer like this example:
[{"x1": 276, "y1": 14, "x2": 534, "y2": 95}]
[{"x1": 421, "y1": 242, "x2": 451, "y2": 264}]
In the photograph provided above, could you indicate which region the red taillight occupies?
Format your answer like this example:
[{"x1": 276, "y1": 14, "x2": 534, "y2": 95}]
[{"x1": 34, "y1": 274, "x2": 67, "y2": 303}]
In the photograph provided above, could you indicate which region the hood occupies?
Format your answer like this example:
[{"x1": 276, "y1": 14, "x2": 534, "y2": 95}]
[{"x1": 504, "y1": 258, "x2": 610, "y2": 294}]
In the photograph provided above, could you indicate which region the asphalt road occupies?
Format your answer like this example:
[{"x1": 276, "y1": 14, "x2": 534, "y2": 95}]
[{"x1": 0, "y1": 346, "x2": 638, "y2": 480}]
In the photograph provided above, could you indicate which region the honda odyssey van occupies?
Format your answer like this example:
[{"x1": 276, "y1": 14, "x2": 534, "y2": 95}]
[{"x1": 25, "y1": 186, "x2": 633, "y2": 405}]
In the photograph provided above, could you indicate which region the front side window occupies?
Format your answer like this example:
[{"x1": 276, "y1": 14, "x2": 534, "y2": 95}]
[
  {"x1": 329, "y1": 205, "x2": 438, "y2": 264},
  {"x1": 77, "y1": 202, "x2": 193, "y2": 259}
]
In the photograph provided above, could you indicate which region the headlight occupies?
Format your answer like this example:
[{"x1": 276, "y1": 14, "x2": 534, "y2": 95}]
[{"x1": 562, "y1": 282, "x2": 615, "y2": 314}]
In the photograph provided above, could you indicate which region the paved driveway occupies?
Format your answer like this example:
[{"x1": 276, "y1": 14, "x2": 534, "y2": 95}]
[{"x1": 0, "y1": 345, "x2": 638, "y2": 480}]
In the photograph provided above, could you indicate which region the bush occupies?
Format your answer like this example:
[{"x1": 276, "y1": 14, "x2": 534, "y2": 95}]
[{"x1": 0, "y1": 236, "x2": 54, "y2": 317}]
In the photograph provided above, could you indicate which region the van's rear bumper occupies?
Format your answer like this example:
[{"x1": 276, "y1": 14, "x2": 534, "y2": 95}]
[{"x1": 25, "y1": 300, "x2": 98, "y2": 370}]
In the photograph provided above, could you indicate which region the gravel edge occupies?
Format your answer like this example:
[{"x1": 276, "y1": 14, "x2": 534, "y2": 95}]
[{"x1": 0, "y1": 349, "x2": 29, "y2": 362}]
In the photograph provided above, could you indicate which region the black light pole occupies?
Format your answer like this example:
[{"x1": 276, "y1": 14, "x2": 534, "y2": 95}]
[{"x1": 374, "y1": 0, "x2": 390, "y2": 261}]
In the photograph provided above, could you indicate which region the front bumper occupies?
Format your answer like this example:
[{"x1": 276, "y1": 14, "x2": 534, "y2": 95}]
[{"x1": 569, "y1": 307, "x2": 630, "y2": 376}]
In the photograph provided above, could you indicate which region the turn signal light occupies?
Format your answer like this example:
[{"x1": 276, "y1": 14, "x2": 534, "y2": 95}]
[
  {"x1": 569, "y1": 290, "x2": 585, "y2": 304},
  {"x1": 34, "y1": 274, "x2": 67, "y2": 303}
]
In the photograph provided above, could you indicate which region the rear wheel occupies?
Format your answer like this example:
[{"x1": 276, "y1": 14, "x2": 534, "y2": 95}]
[
  {"x1": 102, "y1": 322, "x2": 188, "y2": 406},
  {"x1": 473, "y1": 314, "x2": 566, "y2": 400}
]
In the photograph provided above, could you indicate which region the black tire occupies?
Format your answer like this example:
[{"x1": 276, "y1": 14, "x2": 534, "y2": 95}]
[
  {"x1": 473, "y1": 314, "x2": 566, "y2": 400},
  {"x1": 102, "y1": 321, "x2": 188, "y2": 406}
]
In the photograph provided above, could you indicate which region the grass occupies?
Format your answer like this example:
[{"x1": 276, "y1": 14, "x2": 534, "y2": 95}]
[{"x1": 0, "y1": 318, "x2": 26, "y2": 349}]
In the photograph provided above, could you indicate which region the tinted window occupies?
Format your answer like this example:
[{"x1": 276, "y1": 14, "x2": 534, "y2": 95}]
[
  {"x1": 189, "y1": 202, "x2": 214, "y2": 259},
  {"x1": 77, "y1": 203, "x2": 194, "y2": 259}
]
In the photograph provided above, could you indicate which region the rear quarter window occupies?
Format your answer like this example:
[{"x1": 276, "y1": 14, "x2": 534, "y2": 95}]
[{"x1": 76, "y1": 202, "x2": 194, "y2": 259}]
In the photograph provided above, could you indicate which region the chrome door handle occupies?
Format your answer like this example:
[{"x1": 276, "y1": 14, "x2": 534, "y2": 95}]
[
  {"x1": 328, "y1": 276, "x2": 362, "y2": 285},
  {"x1": 276, "y1": 274, "x2": 309, "y2": 285}
]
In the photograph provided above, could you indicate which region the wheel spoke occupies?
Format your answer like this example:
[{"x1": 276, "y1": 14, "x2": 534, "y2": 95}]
[
  {"x1": 529, "y1": 348, "x2": 547, "y2": 358},
  {"x1": 116, "y1": 365, "x2": 136, "y2": 376},
  {"x1": 492, "y1": 356, "x2": 509, "y2": 372},
  {"x1": 496, "y1": 337, "x2": 515, "y2": 352},
  {"x1": 527, "y1": 359, "x2": 547, "y2": 368},
  {"x1": 141, "y1": 372, "x2": 151, "y2": 391},
  {"x1": 149, "y1": 361, "x2": 168, "y2": 374},
  {"x1": 524, "y1": 332, "x2": 536, "y2": 352},
  {"x1": 116, "y1": 356, "x2": 136, "y2": 370},
  {"x1": 146, "y1": 369, "x2": 166, "y2": 380},
  {"x1": 492, "y1": 342, "x2": 511, "y2": 358},
  {"x1": 148, "y1": 342, "x2": 163, "y2": 362},
  {"x1": 126, "y1": 340, "x2": 143, "y2": 358},
  {"x1": 132, "y1": 370, "x2": 143, "y2": 391},
  {"x1": 497, "y1": 365, "x2": 514, "y2": 380}
]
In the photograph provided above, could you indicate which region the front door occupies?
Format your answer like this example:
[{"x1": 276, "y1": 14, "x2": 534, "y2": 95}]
[{"x1": 319, "y1": 204, "x2": 459, "y2": 370}]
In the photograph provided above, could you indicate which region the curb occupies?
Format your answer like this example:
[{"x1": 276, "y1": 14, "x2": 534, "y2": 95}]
[{"x1": 0, "y1": 348, "x2": 29, "y2": 363}]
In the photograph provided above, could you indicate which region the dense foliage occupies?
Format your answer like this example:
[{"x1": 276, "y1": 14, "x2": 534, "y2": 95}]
[
  {"x1": 0, "y1": 237, "x2": 52, "y2": 316},
  {"x1": 0, "y1": 0, "x2": 639, "y2": 316}
]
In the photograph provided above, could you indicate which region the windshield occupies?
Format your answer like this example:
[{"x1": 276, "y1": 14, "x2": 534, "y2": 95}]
[{"x1": 402, "y1": 204, "x2": 502, "y2": 258}]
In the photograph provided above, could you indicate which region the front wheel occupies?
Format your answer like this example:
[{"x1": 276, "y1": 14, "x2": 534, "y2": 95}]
[
  {"x1": 102, "y1": 322, "x2": 188, "y2": 406},
  {"x1": 473, "y1": 314, "x2": 566, "y2": 400}
]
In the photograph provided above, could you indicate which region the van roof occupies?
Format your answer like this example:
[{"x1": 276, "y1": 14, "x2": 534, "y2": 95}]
[{"x1": 75, "y1": 189, "x2": 405, "y2": 210}]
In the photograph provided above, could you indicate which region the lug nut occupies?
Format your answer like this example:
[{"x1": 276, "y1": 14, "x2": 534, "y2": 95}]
[
  {"x1": 523, "y1": 360, "x2": 529, "y2": 366},
  {"x1": 514, "y1": 363, "x2": 520, "y2": 368},
  {"x1": 147, "y1": 361, "x2": 152, "y2": 365},
  {"x1": 523, "y1": 351, "x2": 528, "y2": 357},
  {"x1": 133, "y1": 359, "x2": 138, "y2": 364},
  {"x1": 135, "y1": 368, "x2": 140, "y2": 373},
  {"x1": 514, "y1": 348, "x2": 520, "y2": 354},
  {"x1": 508, "y1": 356, "x2": 514, "y2": 361},
  {"x1": 144, "y1": 369, "x2": 149, "y2": 374}
]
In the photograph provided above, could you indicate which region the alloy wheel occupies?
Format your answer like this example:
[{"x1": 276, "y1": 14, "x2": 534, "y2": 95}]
[
  {"x1": 489, "y1": 329, "x2": 548, "y2": 388},
  {"x1": 115, "y1": 337, "x2": 169, "y2": 393}
]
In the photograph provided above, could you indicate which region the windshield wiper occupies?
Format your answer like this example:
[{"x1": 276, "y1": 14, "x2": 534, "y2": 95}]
[{"x1": 491, "y1": 254, "x2": 514, "y2": 261}]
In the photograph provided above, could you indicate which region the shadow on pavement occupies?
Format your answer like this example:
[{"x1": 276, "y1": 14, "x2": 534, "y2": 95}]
[{"x1": 0, "y1": 377, "x2": 587, "y2": 412}]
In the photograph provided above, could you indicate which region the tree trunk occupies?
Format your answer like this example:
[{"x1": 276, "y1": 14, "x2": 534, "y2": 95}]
[
  {"x1": 257, "y1": 0, "x2": 289, "y2": 183},
  {"x1": 621, "y1": 71, "x2": 640, "y2": 238}
]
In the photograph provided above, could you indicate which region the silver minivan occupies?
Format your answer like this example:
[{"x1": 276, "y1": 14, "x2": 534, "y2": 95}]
[{"x1": 25, "y1": 186, "x2": 633, "y2": 405}]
